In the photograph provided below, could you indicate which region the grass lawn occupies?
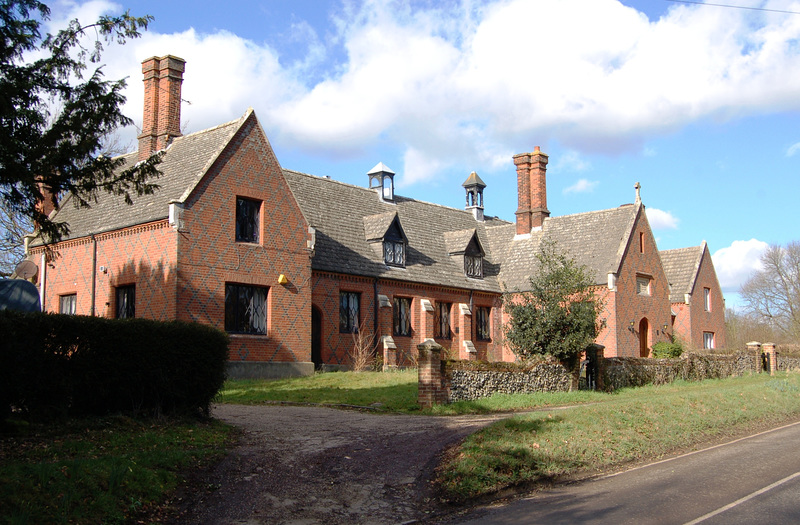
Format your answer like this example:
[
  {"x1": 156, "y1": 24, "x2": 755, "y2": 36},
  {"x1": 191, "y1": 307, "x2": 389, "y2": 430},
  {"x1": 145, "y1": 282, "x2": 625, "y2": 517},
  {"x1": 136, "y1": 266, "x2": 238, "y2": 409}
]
[
  {"x1": 437, "y1": 372, "x2": 800, "y2": 501},
  {"x1": 220, "y1": 369, "x2": 608, "y2": 414},
  {"x1": 0, "y1": 416, "x2": 236, "y2": 525}
]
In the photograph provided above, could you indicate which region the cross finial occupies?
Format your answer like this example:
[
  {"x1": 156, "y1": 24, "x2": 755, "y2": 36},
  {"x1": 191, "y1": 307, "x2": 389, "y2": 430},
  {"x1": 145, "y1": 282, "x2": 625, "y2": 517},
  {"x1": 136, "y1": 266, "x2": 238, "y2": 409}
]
[{"x1": 634, "y1": 181, "x2": 641, "y2": 204}]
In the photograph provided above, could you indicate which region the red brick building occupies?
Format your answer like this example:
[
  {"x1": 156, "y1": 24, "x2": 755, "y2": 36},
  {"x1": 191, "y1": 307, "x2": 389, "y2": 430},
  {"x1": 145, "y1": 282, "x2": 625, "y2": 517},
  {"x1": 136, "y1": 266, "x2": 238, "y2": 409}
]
[
  {"x1": 661, "y1": 242, "x2": 727, "y2": 350},
  {"x1": 27, "y1": 55, "x2": 725, "y2": 376}
]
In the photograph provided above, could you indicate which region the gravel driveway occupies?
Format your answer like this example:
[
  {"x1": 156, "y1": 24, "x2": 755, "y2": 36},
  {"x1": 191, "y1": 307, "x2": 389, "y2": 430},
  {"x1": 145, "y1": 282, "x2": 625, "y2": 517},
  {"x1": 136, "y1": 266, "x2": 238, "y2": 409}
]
[{"x1": 169, "y1": 404, "x2": 508, "y2": 524}]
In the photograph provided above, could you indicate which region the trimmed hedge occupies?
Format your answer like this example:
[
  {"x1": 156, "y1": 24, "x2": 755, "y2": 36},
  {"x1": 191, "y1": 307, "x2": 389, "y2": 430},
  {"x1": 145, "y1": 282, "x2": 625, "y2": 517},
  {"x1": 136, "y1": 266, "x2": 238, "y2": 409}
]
[{"x1": 0, "y1": 311, "x2": 229, "y2": 420}]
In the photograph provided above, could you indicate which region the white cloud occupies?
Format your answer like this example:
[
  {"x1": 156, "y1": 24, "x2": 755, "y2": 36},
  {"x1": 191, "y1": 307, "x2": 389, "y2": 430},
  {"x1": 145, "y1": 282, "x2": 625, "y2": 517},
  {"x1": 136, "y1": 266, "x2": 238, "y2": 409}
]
[
  {"x1": 645, "y1": 208, "x2": 679, "y2": 230},
  {"x1": 712, "y1": 239, "x2": 769, "y2": 292},
  {"x1": 44, "y1": 0, "x2": 800, "y2": 180},
  {"x1": 787, "y1": 142, "x2": 800, "y2": 157},
  {"x1": 563, "y1": 179, "x2": 599, "y2": 195},
  {"x1": 552, "y1": 151, "x2": 592, "y2": 173}
]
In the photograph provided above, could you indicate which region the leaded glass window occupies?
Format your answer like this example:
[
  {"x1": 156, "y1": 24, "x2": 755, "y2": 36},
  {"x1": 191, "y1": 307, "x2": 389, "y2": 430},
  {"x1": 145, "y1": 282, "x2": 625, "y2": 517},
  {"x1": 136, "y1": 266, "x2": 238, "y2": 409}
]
[
  {"x1": 384, "y1": 240, "x2": 405, "y2": 267},
  {"x1": 225, "y1": 283, "x2": 268, "y2": 334},
  {"x1": 340, "y1": 292, "x2": 360, "y2": 333},
  {"x1": 476, "y1": 306, "x2": 491, "y2": 341},
  {"x1": 115, "y1": 285, "x2": 135, "y2": 319},
  {"x1": 393, "y1": 297, "x2": 411, "y2": 336},
  {"x1": 465, "y1": 254, "x2": 483, "y2": 278},
  {"x1": 434, "y1": 302, "x2": 452, "y2": 339},
  {"x1": 236, "y1": 197, "x2": 261, "y2": 243}
]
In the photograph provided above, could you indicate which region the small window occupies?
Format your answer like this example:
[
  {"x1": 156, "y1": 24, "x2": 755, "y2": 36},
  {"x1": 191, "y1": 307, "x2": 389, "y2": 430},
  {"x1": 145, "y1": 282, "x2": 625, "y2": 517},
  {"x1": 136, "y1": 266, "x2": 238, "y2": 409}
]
[
  {"x1": 639, "y1": 232, "x2": 645, "y2": 253},
  {"x1": 393, "y1": 297, "x2": 412, "y2": 336},
  {"x1": 340, "y1": 292, "x2": 360, "y2": 333},
  {"x1": 59, "y1": 294, "x2": 76, "y2": 315},
  {"x1": 384, "y1": 240, "x2": 406, "y2": 267},
  {"x1": 434, "y1": 302, "x2": 452, "y2": 339},
  {"x1": 225, "y1": 284, "x2": 268, "y2": 334},
  {"x1": 475, "y1": 306, "x2": 491, "y2": 341},
  {"x1": 636, "y1": 276, "x2": 651, "y2": 296},
  {"x1": 704, "y1": 288, "x2": 711, "y2": 312},
  {"x1": 465, "y1": 254, "x2": 483, "y2": 279},
  {"x1": 703, "y1": 332, "x2": 715, "y2": 350},
  {"x1": 236, "y1": 197, "x2": 261, "y2": 243},
  {"x1": 115, "y1": 285, "x2": 135, "y2": 318}
]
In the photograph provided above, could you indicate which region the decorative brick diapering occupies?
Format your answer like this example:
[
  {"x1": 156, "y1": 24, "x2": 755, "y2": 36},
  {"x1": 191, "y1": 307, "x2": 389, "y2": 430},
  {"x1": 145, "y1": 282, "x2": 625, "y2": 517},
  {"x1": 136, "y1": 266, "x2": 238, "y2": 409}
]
[{"x1": 28, "y1": 55, "x2": 726, "y2": 378}]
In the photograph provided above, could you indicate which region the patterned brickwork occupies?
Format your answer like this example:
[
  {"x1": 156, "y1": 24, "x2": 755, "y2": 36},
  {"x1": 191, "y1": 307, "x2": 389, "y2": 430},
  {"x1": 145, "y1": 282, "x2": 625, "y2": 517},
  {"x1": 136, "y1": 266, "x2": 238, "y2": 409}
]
[
  {"x1": 31, "y1": 221, "x2": 178, "y2": 319},
  {"x1": 312, "y1": 271, "x2": 503, "y2": 366},
  {"x1": 177, "y1": 113, "x2": 312, "y2": 363}
]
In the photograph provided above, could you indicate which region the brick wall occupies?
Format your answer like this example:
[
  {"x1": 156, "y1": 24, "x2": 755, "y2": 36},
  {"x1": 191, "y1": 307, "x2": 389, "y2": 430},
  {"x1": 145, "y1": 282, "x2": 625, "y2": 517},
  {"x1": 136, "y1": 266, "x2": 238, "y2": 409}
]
[
  {"x1": 606, "y1": 208, "x2": 673, "y2": 357},
  {"x1": 689, "y1": 248, "x2": 727, "y2": 350},
  {"x1": 312, "y1": 271, "x2": 503, "y2": 367},
  {"x1": 31, "y1": 220, "x2": 178, "y2": 319},
  {"x1": 177, "y1": 112, "x2": 312, "y2": 364}
]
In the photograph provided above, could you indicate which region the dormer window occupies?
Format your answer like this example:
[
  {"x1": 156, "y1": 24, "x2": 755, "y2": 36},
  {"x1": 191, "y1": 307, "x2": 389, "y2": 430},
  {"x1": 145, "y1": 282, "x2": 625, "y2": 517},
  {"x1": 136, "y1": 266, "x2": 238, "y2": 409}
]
[
  {"x1": 445, "y1": 228, "x2": 486, "y2": 280},
  {"x1": 383, "y1": 220, "x2": 406, "y2": 267},
  {"x1": 364, "y1": 211, "x2": 408, "y2": 268},
  {"x1": 465, "y1": 254, "x2": 483, "y2": 278}
]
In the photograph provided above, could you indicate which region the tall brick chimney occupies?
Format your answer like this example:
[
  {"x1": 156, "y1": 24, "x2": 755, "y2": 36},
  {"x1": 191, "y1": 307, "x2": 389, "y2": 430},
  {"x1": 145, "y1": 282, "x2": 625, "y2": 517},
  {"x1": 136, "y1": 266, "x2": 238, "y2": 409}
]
[
  {"x1": 513, "y1": 147, "x2": 549, "y2": 235},
  {"x1": 138, "y1": 55, "x2": 185, "y2": 161}
]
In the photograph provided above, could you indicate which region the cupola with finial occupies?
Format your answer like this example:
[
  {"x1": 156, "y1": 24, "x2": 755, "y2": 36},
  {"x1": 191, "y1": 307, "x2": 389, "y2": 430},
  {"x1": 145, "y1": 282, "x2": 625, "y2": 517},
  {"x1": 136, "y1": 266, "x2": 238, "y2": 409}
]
[{"x1": 462, "y1": 171, "x2": 486, "y2": 221}]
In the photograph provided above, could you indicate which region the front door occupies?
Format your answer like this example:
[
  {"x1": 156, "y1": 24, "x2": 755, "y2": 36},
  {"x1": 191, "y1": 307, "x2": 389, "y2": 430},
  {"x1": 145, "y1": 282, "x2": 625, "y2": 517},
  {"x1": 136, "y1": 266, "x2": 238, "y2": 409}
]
[{"x1": 639, "y1": 318, "x2": 650, "y2": 357}]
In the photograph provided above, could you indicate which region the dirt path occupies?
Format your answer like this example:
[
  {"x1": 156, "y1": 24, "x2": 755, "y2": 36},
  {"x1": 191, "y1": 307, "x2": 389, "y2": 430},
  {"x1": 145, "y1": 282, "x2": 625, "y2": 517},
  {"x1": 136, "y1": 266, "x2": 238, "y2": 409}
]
[{"x1": 169, "y1": 404, "x2": 508, "y2": 524}]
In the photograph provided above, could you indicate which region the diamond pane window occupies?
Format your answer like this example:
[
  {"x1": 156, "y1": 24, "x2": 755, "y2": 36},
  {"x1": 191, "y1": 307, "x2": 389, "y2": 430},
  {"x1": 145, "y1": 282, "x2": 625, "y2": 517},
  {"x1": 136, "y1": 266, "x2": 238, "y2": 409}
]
[
  {"x1": 465, "y1": 254, "x2": 483, "y2": 279},
  {"x1": 384, "y1": 240, "x2": 406, "y2": 267},
  {"x1": 236, "y1": 197, "x2": 261, "y2": 243},
  {"x1": 476, "y1": 306, "x2": 491, "y2": 341},
  {"x1": 340, "y1": 292, "x2": 360, "y2": 333},
  {"x1": 115, "y1": 285, "x2": 135, "y2": 319},
  {"x1": 393, "y1": 297, "x2": 412, "y2": 336},
  {"x1": 434, "y1": 302, "x2": 452, "y2": 339},
  {"x1": 225, "y1": 284, "x2": 268, "y2": 334}
]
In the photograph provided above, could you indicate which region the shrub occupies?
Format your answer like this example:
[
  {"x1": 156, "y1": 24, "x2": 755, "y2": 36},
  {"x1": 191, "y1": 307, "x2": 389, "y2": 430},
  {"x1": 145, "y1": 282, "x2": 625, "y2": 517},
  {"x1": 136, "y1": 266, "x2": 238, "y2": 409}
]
[
  {"x1": 0, "y1": 311, "x2": 229, "y2": 420},
  {"x1": 652, "y1": 340, "x2": 684, "y2": 359}
]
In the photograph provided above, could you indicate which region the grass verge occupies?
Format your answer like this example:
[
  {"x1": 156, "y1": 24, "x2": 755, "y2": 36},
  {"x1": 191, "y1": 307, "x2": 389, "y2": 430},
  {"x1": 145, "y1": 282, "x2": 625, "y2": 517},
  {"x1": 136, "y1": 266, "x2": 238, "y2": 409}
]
[
  {"x1": 221, "y1": 370, "x2": 609, "y2": 414},
  {"x1": 0, "y1": 416, "x2": 235, "y2": 524},
  {"x1": 437, "y1": 372, "x2": 800, "y2": 502}
]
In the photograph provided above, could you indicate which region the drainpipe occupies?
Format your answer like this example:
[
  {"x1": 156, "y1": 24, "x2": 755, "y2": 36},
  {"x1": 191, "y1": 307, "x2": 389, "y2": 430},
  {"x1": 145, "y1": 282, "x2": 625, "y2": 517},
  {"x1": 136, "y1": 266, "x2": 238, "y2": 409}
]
[
  {"x1": 373, "y1": 277, "x2": 379, "y2": 351},
  {"x1": 39, "y1": 251, "x2": 46, "y2": 311},
  {"x1": 91, "y1": 234, "x2": 97, "y2": 316},
  {"x1": 469, "y1": 290, "x2": 474, "y2": 340}
]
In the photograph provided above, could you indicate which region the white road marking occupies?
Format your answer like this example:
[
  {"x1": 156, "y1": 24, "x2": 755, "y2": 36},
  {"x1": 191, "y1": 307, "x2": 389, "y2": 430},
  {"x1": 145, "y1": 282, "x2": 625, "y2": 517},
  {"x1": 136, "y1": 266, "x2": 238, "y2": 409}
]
[{"x1": 682, "y1": 471, "x2": 800, "y2": 525}]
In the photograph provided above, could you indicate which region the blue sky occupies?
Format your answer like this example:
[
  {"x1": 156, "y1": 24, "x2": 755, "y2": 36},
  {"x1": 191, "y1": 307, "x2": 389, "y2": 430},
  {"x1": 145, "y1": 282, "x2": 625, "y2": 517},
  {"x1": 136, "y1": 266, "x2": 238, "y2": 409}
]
[{"x1": 43, "y1": 0, "x2": 800, "y2": 308}]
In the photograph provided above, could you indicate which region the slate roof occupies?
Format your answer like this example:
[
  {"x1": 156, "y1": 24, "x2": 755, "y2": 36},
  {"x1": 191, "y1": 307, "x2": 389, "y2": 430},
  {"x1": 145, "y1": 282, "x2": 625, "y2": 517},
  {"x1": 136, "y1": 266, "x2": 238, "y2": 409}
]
[
  {"x1": 660, "y1": 243, "x2": 705, "y2": 303},
  {"x1": 32, "y1": 111, "x2": 250, "y2": 244},
  {"x1": 34, "y1": 108, "x2": 652, "y2": 297},
  {"x1": 492, "y1": 204, "x2": 640, "y2": 291},
  {"x1": 282, "y1": 169, "x2": 508, "y2": 292}
]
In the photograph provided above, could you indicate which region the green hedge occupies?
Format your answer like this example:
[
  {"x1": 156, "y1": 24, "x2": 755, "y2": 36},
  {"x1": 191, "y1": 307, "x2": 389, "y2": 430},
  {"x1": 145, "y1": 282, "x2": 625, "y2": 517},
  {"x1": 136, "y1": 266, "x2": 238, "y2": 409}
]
[{"x1": 0, "y1": 311, "x2": 229, "y2": 420}]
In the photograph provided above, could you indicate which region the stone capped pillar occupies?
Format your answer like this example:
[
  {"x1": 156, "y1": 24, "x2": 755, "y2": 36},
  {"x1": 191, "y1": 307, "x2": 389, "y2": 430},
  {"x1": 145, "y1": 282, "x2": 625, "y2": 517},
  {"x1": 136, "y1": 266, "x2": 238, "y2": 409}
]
[{"x1": 418, "y1": 339, "x2": 446, "y2": 408}]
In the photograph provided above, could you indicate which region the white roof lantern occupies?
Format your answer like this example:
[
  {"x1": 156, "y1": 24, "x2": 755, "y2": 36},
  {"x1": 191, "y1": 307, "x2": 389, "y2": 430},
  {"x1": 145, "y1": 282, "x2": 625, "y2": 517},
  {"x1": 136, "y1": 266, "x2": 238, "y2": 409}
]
[{"x1": 368, "y1": 162, "x2": 395, "y2": 202}]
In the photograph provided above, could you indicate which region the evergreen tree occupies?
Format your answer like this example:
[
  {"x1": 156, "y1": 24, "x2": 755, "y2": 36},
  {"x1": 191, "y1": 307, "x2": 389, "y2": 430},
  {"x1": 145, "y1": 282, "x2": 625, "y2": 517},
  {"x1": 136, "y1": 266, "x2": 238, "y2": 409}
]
[
  {"x1": 503, "y1": 239, "x2": 604, "y2": 370},
  {"x1": 0, "y1": 0, "x2": 161, "y2": 249}
]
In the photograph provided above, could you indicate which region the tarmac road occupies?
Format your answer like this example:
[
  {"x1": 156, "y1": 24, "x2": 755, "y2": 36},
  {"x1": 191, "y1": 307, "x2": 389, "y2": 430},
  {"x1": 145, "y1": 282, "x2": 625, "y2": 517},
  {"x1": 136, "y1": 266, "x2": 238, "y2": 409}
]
[{"x1": 449, "y1": 420, "x2": 800, "y2": 525}]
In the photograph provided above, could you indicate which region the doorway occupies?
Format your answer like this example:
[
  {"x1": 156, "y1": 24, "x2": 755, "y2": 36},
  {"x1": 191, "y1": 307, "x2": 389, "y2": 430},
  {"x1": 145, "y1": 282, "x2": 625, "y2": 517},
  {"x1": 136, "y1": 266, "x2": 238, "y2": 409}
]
[{"x1": 639, "y1": 318, "x2": 650, "y2": 357}]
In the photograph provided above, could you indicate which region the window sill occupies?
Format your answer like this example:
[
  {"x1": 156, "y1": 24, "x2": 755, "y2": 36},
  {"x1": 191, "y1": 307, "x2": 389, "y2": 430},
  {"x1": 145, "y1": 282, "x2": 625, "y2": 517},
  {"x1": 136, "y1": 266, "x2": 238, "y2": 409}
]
[{"x1": 228, "y1": 332, "x2": 268, "y2": 338}]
